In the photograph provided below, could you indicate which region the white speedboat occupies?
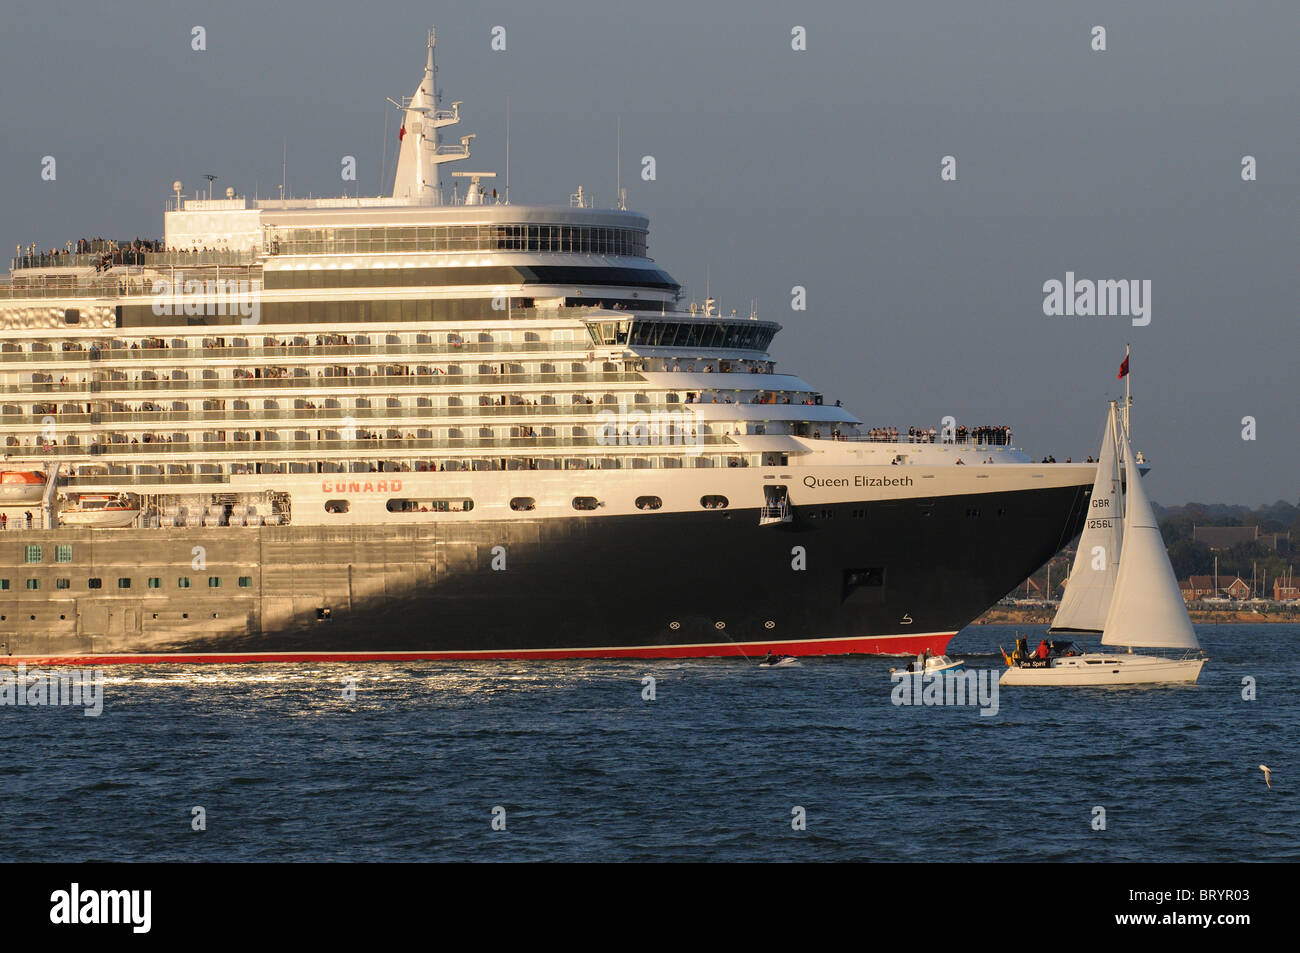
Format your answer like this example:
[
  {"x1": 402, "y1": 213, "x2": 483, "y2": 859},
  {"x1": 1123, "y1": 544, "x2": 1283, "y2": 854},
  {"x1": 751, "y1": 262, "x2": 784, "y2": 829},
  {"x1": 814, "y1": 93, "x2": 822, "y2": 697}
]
[
  {"x1": 758, "y1": 654, "x2": 799, "y2": 667},
  {"x1": 60, "y1": 494, "x2": 141, "y2": 528},
  {"x1": 890, "y1": 653, "x2": 965, "y2": 676},
  {"x1": 1002, "y1": 399, "x2": 1206, "y2": 687}
]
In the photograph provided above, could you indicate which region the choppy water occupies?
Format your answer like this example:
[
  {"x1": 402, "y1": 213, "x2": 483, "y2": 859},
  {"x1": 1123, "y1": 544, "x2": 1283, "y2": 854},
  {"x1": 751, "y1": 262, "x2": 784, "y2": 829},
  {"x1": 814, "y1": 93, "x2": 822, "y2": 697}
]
[{"x1": 4, "y1": 624, "x2": 1296, "y2": 861}]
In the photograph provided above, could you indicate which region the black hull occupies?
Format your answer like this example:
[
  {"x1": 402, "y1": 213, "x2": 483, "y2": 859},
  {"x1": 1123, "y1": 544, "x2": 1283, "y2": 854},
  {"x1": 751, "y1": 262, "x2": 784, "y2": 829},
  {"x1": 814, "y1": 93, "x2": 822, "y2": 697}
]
[{"x1": 1, "y1": 484, "x2": 1090, "y2": 662}]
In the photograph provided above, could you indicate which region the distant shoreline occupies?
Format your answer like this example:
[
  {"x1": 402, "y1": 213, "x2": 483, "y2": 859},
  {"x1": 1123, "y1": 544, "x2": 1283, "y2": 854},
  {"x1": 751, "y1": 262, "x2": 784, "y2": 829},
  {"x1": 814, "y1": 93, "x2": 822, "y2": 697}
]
[{"x1": 973, "y1": 606, "x2": 1300, "y2": 625}]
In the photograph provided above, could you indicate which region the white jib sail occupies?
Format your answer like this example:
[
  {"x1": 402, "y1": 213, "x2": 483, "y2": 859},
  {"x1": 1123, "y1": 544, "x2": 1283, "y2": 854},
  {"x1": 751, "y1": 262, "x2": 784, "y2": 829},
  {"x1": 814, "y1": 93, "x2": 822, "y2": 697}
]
[
  {"x1": 1100, "y1": 418, "x2": 1201, "y2": 650},
  {"x1": 1050, "y1": 403, "x2": 1122, "y2": 633}
]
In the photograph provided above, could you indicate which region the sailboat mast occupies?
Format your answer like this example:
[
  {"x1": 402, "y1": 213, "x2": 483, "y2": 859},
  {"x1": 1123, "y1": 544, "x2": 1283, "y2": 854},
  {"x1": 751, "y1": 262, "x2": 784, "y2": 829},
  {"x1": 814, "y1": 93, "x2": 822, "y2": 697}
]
[
  {"x1": 1111, "y1": 399, "x2": 1125, "y2": 522},
  {"x1": 1124, "y1": 343, "x2": 1131, "y2": 438}
]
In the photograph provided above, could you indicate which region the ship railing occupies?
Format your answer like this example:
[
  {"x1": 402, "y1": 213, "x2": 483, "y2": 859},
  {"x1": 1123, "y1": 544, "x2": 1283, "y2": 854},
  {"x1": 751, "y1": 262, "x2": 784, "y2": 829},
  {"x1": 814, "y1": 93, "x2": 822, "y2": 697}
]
[
  {"x1": 0, "y1": 280, "x2": 130, "y2": 300},
  {"x1": 60, "y1": 473, "x2": 230, "y2": 488},
  {"x1": 838, "y1": 432, "x2": 1016, "y2": 447},
  {"x1": 16, "y1": 434, "x2": 734, "y2": 457},
  {"x1": 10, "y1": 249, "x2": 256, "y2": 271},
  {"x1": 2, "y1": 371, "x2": 648, "y2": 396},
  {"x1": 0, "y1": 340, "x2": 589, "y2": 365},
  {"x1": 0, "y1": 403, "x2": 683, "y2": 428},
  {"x1": 0, "y1": 270, "x2": 263, "y2": 300},
  {"x1": 138, "y1": 250, "x2": 257, "y2": 267}
]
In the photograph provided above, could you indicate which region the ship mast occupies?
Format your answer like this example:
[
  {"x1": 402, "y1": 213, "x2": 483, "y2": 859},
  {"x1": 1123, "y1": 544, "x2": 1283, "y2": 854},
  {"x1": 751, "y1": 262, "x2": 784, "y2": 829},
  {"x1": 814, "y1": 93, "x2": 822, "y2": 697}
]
[{"x1": 388, "y1": 28, "x2": 471, "y2": 201}]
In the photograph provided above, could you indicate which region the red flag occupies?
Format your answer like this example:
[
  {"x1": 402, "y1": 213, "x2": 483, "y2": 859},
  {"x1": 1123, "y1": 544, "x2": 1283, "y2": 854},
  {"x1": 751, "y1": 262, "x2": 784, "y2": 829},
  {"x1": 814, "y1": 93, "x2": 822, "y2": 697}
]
[
  {"x1": 1117, "y1": 356, "x2": 1129, "y2": 379},
  {"x1": 399, "y1": 125, "x2": 406, "y2": 141}
]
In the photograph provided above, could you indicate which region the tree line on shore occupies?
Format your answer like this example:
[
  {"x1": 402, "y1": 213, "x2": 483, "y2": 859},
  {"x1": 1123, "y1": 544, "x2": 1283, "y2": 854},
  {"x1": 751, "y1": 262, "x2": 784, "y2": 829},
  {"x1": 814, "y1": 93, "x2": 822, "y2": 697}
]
[
  {"x1": 1154, "y1": 499, "x2": 1297, "y2": 586},
  {"x1": 1016, "y1": 499, "x2": 1298, "y2": 600}
]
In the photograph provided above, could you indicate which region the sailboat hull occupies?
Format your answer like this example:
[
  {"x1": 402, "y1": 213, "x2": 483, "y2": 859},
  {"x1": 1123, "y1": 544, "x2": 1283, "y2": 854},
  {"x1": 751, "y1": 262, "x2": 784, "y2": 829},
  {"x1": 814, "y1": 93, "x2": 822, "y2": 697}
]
[{"x1": 1000, "y1": 652, "x2": 1205, "y2": 686}]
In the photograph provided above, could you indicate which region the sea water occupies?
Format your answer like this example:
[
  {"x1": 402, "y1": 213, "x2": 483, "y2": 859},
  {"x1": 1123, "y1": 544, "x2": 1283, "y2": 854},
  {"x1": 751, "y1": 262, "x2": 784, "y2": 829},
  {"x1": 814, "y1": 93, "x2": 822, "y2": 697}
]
[{"x1": 4, "y1": 624, "x2": 1295, "y2": 861}]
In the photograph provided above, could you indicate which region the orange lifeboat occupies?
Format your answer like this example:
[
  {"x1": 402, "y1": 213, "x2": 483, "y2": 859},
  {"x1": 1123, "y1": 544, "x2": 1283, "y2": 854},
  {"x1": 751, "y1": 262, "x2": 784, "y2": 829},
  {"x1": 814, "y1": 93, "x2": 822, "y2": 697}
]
[
  {"x1": 0, "y1": 471, "x2": 47, "y2": 504},
  {"x1": 59, "y1": 494, "x2": 141, "y2": 528}
]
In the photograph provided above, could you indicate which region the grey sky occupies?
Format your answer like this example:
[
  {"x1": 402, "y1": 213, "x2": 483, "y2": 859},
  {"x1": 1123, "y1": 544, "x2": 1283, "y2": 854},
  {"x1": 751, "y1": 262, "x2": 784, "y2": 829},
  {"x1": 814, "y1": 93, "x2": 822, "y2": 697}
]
[{"x1": 1, "y1": 0, "x2": 1295, "y2": 505}]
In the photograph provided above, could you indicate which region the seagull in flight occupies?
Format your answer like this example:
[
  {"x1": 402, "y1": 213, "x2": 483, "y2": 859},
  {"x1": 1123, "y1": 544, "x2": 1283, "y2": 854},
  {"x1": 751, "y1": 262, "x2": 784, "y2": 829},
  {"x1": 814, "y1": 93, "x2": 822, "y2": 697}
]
[{"x1": 1260, "y1": 765, "x2": 1272, "y2": 789}]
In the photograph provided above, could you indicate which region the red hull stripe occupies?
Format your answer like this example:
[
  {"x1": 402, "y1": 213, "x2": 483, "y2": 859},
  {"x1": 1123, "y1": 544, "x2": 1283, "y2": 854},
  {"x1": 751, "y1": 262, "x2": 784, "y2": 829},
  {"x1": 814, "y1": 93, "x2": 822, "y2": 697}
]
[{"x1": 0, "y1": 633, "x2": 955, "y2": 666}]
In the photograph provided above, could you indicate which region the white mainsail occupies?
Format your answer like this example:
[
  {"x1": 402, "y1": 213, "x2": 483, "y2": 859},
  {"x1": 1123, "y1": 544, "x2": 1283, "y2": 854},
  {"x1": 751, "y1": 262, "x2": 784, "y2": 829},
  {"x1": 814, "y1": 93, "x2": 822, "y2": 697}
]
[
  {"x1": 1099, "y1": 419, "x2": 1201, "y2": 650},
  {"x1": 1050, "y1": 403, "x2": 1122, "y2": 633}
]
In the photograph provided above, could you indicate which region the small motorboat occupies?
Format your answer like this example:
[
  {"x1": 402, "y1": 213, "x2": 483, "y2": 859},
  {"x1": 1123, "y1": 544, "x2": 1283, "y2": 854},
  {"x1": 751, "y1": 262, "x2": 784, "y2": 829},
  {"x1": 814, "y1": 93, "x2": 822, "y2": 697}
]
[
  {"x1": 890, "y1": 654, "x2": 966, "y2": 676},
  {"x1": 59, "y1": 494, "x2": 141, "y2": 528},
  {"x1": 758, "y1": 654, "x2": 799, "y2": 667}
]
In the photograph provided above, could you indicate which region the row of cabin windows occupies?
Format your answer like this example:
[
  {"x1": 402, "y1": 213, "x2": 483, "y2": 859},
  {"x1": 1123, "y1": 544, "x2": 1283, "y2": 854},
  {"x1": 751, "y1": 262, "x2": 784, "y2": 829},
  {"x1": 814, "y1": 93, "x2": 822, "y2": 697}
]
[
  {"x1": 326, "y1": 495, "x2": 730, "y2": 514},
  {"x1": 2, "y1": 576, "x2": 252, "y2": 590}
]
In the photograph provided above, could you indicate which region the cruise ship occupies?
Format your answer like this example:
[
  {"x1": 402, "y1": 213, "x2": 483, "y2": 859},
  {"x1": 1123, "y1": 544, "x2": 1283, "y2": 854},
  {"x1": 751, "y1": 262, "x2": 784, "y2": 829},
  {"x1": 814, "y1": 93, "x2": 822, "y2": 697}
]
[{"x1": 0, "y1": 30, "x2": 1094, "y2": 663}]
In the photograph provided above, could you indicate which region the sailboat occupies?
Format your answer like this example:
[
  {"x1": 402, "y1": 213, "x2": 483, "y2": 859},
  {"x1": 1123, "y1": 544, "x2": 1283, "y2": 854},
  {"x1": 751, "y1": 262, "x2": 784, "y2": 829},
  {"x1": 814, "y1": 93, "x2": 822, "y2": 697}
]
[
  {"x1": 1001, "y1": 404, "x2": 1206, "y2": 686},
  {"x1": 1049, "y1": 401, "x2": 1124, "y2": 637}
]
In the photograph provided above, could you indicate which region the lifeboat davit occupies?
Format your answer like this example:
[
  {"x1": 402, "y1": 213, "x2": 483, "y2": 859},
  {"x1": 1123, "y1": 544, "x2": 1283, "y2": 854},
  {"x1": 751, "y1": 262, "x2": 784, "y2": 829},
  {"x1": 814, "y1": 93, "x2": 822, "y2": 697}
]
[{"x1": 0, "y1": 471, "x2": 47, "y2": 504}]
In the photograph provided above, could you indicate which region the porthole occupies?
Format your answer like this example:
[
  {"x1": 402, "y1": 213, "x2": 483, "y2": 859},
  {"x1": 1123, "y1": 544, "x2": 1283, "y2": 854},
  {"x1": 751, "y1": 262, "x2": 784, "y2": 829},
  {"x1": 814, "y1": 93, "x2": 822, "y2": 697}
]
[
  {"x1": 701, "y1": 495, "x2": 728, "y2": 510},
  {"x1": 572, "y1": 496, "x2": 601, "y2": 511},
  {"x1": 635, "y1": 496, "x2": 662, "y2": 511},
  {"x1": 325, "y1": 499, "x2": 351, "y2": 514},
  {"x1": 510, "y1": 497, "x2": 536, "y2": 511}
]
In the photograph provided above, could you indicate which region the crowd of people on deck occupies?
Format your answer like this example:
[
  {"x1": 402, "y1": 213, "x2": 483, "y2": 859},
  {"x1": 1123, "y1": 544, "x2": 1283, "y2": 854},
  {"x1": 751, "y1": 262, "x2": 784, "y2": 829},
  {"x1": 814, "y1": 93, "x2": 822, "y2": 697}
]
[
  {"x1": 12, "y1": 236, "x2": 254, "y2": 272},
  {"x1": 13, "y1": 237, "x2": 167, "y2": 271},
  {"x1": 861, "y1": 424, "x2": 1014, "y2": 445}
]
